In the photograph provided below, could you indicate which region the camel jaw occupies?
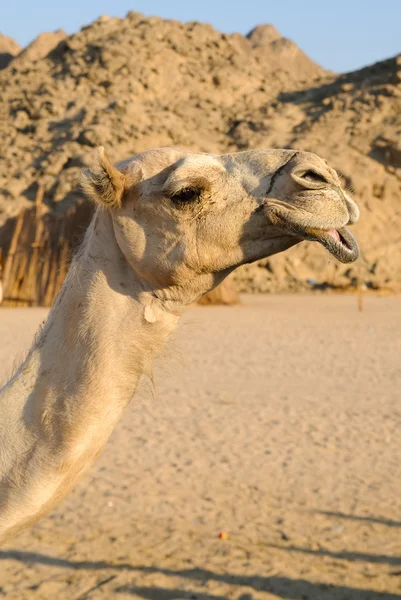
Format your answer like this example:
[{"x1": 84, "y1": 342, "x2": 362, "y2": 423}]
[{"x1": 303, "y1": 227, "x2": 359, "y2": 263}]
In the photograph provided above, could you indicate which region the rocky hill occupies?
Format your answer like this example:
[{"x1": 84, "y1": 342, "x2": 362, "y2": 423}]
[
  {"x1": 12, "y1": 30, "x2": 67, "y2": 65},
  {"x1": 0, "y1": 33, "x2": 21, "y2": 69},
  {"x1": 0, "y1": 12, "x2": 400, "y2": 292}
]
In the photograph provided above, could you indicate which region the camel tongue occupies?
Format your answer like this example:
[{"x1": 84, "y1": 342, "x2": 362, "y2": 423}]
[{"x1": 326, "y1": 229, "x2": 341, "y2": 242}]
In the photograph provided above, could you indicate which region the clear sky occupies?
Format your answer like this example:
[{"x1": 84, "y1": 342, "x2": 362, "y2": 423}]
[{"x1": 1, "y1": 0, "x2": 400, "y2": 73}]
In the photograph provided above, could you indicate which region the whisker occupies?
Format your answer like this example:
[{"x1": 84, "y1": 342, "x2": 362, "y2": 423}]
[{"x1": 335, "y1": 168, "x2": 354, "y2": 194}]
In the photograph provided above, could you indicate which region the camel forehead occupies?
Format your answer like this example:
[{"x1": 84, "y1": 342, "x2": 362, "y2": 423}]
[
  {"x1": 175, "y1": 153, "x2": 225, "y2": 171},
  {"x1": 221, "y1": 149, "x2": 293, "y2": 175},
  {"x1": 117, "y1": 147, "x2": 332, "y2": 183},
  {"x1": 116, "y1": 147, "x2": 185, "y2": 177},
  {"x1": 224, "y1": 149, "x2": 327, "y2": 171},
  {"x1": 118, "y1": 148, "x2": 224, "y2": 179}
]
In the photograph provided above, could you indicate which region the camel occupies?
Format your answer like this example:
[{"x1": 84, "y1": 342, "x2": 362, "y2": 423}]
[{"x1": 0, "y1": 146, "x2": 359, "y2": 543}]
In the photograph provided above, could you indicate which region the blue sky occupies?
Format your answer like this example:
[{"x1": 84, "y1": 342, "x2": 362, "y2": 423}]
[{"x1": 1, "y1": 0, "x2": 400, "y2": 73}]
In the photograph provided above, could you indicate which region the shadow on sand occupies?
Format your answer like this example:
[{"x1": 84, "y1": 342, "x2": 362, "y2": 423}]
[
  {"x1": 269, "y1": 544, "x2": 401, "y2": 566},
  {"x1": 1, "y1": 549, "x2": 401, "y2": 599},
  {"x1": 316, "y1": 510, "x2": 401, "y2": 529}
]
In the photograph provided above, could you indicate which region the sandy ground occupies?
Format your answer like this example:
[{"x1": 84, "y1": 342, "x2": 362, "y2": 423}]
[{"x1": 0, "y1": 295, "x2": 400, "y2": 600}]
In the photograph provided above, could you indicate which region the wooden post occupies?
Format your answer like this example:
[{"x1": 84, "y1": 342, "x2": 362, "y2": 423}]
[
  {"x1": 357, "y1": 285, "x2": 364, "y2": 312},
  {"x1": 25, "y1": 184, "x2": 45, "y2": 305},
  {"x1": 0, "y1": 248, "x2": 3, "y2": 305}
]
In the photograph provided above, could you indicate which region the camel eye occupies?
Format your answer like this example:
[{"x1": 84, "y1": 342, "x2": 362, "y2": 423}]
[
  {"x1": 171, "y1": 188, "x2": 201, "y2": 205},
  {"x1": 302, "y1": 170, "x2": 328, "y2": 184}
]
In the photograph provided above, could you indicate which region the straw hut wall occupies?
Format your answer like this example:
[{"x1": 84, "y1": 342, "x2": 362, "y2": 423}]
[{"x1": 0, "y1": 191, "x2": 94, "y2": 307}]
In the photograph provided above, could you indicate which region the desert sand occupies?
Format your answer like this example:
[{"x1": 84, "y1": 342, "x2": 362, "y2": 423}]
[{"x1": 0, "y1": 295, "x2": 400, "y2": 599}]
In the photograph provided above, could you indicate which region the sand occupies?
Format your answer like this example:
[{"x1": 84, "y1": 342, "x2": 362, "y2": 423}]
[{"x1": 0, "y1": 295, "x2": 400, "y2": 599}]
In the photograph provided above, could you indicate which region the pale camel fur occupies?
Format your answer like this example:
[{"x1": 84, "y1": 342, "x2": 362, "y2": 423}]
[{"x1": 0, "y1": 146, "x2": 359, "y2": 543}]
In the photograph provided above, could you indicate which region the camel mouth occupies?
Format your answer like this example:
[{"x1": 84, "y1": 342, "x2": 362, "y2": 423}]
[
  {"x1": 265, "y1": 207, "x2": 359, "y2": 264},
  {"x1": 304, "y1": 227, "x2": 359, "y2": 263}
]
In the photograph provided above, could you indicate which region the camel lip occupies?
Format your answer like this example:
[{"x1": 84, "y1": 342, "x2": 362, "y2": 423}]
[
  {"x1": 304, "y1": 227, "x2": 359, "y2": 263},
  {"x1": 264, "y1": 207, "x2": 359, "y2": 264}
]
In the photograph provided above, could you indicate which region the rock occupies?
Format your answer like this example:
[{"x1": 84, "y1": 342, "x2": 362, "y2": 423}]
[
  {"x1": 13, "y1": 30, "x2": 67, "y2": 66},
  {"x1": 246, "y1": 24, "x2": 281, "y2": 46},
  {"x1": 0, "y1": 33, "x2": 21, "y2": 69}
]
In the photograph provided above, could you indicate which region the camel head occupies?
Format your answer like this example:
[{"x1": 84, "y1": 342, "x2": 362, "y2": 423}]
[{"x1": 81, "y1": 147, "x2": 359, "y2": 303}]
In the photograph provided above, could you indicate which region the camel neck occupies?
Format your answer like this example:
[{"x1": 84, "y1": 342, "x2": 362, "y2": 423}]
[
  {"x1": 0, "y1": 212, "x2": 181, "y2": 540},
  {"x1": 4, "y1": 211, "x2": 181, "y2": 451}
]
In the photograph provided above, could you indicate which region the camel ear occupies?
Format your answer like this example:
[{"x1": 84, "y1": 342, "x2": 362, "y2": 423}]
[{"x1": 80, "y1": 147, "x2": 125, "y2": 209}]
